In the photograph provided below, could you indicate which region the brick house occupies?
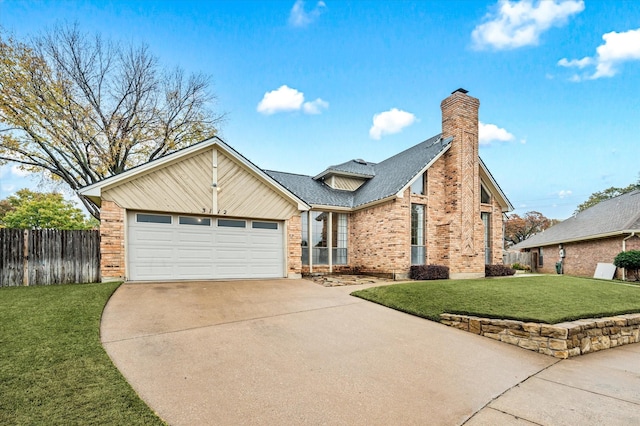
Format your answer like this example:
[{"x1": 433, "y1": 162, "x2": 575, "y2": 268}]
[
  {"x1": 80, "y1": 89, "x2": 512, "y2": 282},
  {"x1": 512, "y1": 190, "x2": 640, "y2": 279}
]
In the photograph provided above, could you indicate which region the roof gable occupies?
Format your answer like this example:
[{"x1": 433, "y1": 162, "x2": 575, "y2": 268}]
[{"x1": 79, "y1": 137, "x2": 309, "y2": 211}]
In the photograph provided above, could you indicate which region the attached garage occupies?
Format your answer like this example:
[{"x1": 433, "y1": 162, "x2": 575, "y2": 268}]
[
  {"x1": 127, "y1": 212, "x2": 285, "y2": 281},
  {"x1": 79, "y1": 138, "x2": 309, "y2": 282}
]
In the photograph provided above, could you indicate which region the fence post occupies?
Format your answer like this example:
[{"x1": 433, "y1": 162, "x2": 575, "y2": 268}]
[{"x1": 22, "y1": 229, "x2": 29, "y2": 286}]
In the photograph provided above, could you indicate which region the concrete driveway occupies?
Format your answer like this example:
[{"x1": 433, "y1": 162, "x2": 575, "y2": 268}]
[{"x1": 101, "y1": 279, "x2": 640, "y2": 425}]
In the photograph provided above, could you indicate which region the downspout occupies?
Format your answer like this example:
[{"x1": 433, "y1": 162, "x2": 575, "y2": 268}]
[{"x1": 622, "y1": 232, "x2": 636, "y2": 281}]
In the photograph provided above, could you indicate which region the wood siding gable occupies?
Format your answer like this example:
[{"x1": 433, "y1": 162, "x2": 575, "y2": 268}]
[
  {"x1": 218, "y1": 151, "x2": 298, "y2": 220},
  {"x1": 103, "y1": 150, "x2": 214, "y2": 214}
]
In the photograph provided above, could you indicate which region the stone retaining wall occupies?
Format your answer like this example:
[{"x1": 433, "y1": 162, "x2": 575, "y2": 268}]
[{"x1": 440, "y1": 313, "x2": 640, "y2": 359}]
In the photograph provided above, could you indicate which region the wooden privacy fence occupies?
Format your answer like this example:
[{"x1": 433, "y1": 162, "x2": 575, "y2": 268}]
[
  {"x1": 503, "y1": 251, "x2": 533, "y2": 270},
  {"x1": 0, "y1": 229, "x2": 100, "y2": 287}
]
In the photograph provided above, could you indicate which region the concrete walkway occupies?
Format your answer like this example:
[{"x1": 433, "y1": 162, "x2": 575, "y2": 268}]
[{"x1": 101, "y1": 279, "x2": 640, "y2": 425}]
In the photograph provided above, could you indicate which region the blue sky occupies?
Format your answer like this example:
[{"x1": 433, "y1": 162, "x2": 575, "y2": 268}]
[{"x1": 1, "y1": 0, "x2": 639, "y2": 219}]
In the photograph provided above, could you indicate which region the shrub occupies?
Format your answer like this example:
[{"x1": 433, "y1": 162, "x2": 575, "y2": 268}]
[
  {"x1": 511, "y1": 263, "x2": 531, "y2": 271},
  {"x1": 485, "y1": 264, "x2": 516, "y2": 277},
  {"x1": 410, "y1": 265, "x2": 449, "y2": 280},
  {"x1": 613, "y1": 250, "x2": 640, "y2": 281}
]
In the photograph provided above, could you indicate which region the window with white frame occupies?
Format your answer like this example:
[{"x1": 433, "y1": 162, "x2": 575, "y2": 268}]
[
  {"x1": 301, "y1": 211, "x2": 348, "y2": 265},
  {"x1": 411, "y1": 204, "x2": 425, "y2": 265}
]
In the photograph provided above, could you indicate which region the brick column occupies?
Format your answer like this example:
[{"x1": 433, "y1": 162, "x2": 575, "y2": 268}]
[
  {"x1": 100, "y1": 200, "x2": 126, "y2": 281},
  {"x1": 441, "y1": 89, "x2": 485, "y2": 278},
  {"x1": 287, "y1": 213, "x2": 303, "y2": 278}
]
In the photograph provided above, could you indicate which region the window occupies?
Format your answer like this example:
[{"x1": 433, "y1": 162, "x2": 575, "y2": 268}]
[
  {"x1": 481, "y1": 185, "x2": 491, "y2": 204},
  {"x1": 252, "y1": 221, "x2": 278, "y2": 230},
  {"x1": 481, "y1": 212, "x2": 492, "y2": 264},
  {"x1": 539, "y1": 247, "x2": 544, "y2": 266},
  {"x1": 301, "y1": 211, "x2": 348, "y2": 265},
  {"x1": 411, "y1": 204, "x2": 425, "y2": 265},
  {"x1": 332, "y1": 213, "x2": 348, "y2": 265},
  {"x1": 179, "y1": 216, "x2": 211, "y2": 226},
  {"x1": 218, "y1": 219, "x2": 246, "y2": 228},
  {"x1": 137, "y1": 214, "x2": 171, "y2": 224},
  {"x1": 411, "y1": 173, "x2": 425, "y2": 195}
]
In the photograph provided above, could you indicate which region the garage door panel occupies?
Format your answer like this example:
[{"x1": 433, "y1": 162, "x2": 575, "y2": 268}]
[
  {"x1": 128, "y1": 211, "x2": 284, "y2": 281},
  {"x1": 176, "y1": 231, "x2": 214, "y2": 245},
  {"x1": 131, "y1": 229, "x2": 175, "y2": 244},
  {"x1": 175, "y1": 265, "x2": 216, "y2": 277}
]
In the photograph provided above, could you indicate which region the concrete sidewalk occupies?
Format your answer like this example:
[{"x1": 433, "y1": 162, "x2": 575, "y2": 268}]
[{"x1": 101, "y1": 279, "x2": 640, "y2": 425}]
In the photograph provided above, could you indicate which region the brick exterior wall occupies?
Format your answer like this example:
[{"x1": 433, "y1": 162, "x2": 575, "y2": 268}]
[
  {"x1": 440, "y1": 91, "x2": 486, "y2": 277},
  {"x1": 100, "y1": 200, "x2": 126, "y2": 281},
  {"x1": 533, "y1": 235, "x2": 640, "y2": 278},
  {"x1": 349, "y1": 191, "x2": 411, "y2": 277},
  {"x1": 286, "y1": 214, "x2": 302, "y2": 277}
]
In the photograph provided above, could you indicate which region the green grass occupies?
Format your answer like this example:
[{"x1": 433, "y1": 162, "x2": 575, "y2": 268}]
[
  {"x1": 352, "y1": 276, "x2": 640, "y2": 324},
  {"x1": 0, "y1": 283, "x2": 165, "y2": 425}
]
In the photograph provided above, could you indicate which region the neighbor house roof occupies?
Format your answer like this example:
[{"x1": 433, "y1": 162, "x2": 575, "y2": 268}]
[{"x1": 513, "y1": 190, "x2": 640, "y2": 249}]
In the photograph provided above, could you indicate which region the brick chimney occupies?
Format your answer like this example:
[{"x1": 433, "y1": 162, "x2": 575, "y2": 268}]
[{"x1": 440, "y1": 88, "x2": 485, "y2": 278}]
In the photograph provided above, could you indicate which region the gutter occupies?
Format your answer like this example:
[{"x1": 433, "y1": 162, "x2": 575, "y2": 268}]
[
  {"x1": 622, "y1": 232, "x2": 637, "y2": 281},
  {"x1": 516, "y1": 229, "x2": 640, "y2": 250}
]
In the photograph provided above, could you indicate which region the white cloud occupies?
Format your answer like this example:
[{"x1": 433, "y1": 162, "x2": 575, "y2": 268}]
[
  {"x1": 11, "y1": 164, "x2": 30, "y2": 177},
  {"x1": 289, "y1": 0, "x2": 326, "y2": 28},
  {"x1": 257, "y1": 85, "x2": 328, "y2": 115},
  {"x1": 559, "y1": 28, "x2": 640, "y2": 80},
  {"x1": 557, "y1": 57, "x2": 593, "y2": 68},
  {"x1": 558, "y1": 190, "x2": 572, "y2": 198},
  {"x1": 369, "y1": 108, "x2": 416, "y2": 140},
  {"x1": 302, "y1": 98, "x2": 329, "y2": 114},
  {"x1": 479, "y1": 122, "x2": 515, "y2": 145},
  {"x1": 472, "y1": 0, "x2": 584, "y2": 50}
]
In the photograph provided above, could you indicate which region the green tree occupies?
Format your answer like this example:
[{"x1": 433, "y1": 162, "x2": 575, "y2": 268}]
[
  {"x1": 575, "y1": 175, "x2": 640, "y2": 214},
  {"x1": 613, "y1": 250, "x2": 640, "y2": 281},
  {"x1": 504, "y1": 211, "x2": 559, "y2": 248},
  {"x1": 0, "y1": 24, "x2": 222, "y2": 219},
  {"x1": 1, "y1": 189, "x2": 97, "y2": 230}
]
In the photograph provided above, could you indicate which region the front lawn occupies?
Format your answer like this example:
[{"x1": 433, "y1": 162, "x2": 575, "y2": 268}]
[
  {"x1": 352, "y1": 276, "x2": 640, "y2": 324},
  {"x1": 0, "y1": 283, "x2": 164, "y2": 425}
]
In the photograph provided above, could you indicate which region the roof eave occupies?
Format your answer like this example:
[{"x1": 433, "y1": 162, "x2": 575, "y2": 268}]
[
  {"x1": 312, "y1": 170, "x2": 374, "y2": 181},
  {"x1": 516, "y1": 229, "x2": 640, "y2": 249},
  {"x1": 479, "y1": 157, "x2": 514, "y2": 212}
]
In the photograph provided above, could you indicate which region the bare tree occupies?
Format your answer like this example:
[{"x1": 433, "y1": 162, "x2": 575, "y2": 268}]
[{"x1": 0, "y1": 24, "x2": 223, "y2": 218}]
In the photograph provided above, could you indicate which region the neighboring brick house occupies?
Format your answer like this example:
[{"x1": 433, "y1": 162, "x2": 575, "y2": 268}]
[
  {"x1": 512, "y1": 190, "x2": 640, "y2": 279},
  {"x1": 80, "y1": 88, "x2": 512, "y2": 282}
]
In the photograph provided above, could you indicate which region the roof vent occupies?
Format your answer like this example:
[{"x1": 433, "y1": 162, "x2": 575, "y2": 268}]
[
  {"x1": 354, "y1": 159, "x2": 367, "y2": 165},
  {"x1": 452, "y1": 88, "x2": 468, "y2": 94}
]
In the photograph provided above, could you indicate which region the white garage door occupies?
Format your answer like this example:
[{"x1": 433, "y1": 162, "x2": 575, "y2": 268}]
[{"x1": 127, "y1": 212, "x2": 285, "y2": 281}]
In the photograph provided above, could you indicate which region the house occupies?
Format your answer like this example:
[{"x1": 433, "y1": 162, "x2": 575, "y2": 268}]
[
  {"x1": 79, "y1": 88, "x2": 513, "y2": 282},
  {"x1": 511, "y1": 190, "x2": 640, "y2": 279}
]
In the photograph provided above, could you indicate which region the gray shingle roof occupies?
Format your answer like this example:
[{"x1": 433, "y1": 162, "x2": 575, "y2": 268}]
[
  {"x1": 314, "y1": 159, "x2": 376, "y2": 179},
  {"x1": 513, "y1": 190, "x2": 640, "y2": 249},
  {"x1": 266, "y1": 134, "x2": 452, "y2": 208}
]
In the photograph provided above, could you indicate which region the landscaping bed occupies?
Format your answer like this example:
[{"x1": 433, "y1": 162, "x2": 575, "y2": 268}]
[
  {"x1": 352, "y1": 276, "x2": 640, "y2": 358},
  {"x1": 0, "y1": 283, "x2": 164, "y2": 425}
]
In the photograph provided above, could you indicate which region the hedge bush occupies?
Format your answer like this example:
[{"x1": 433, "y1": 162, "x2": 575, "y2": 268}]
[
  {"x1": 485, "y1": 264, "x2": 516, "y2": 277},
  {"x1": 410, "y1": 265, "x2": 449, "y2": 280}
]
